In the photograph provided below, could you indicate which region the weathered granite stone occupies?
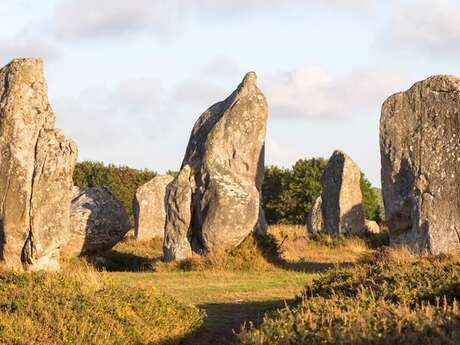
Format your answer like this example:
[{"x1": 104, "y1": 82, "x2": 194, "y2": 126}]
[
  {"x1": 61, "y1": 186, "x2": 131, "y2": 256},
  {"x1": 380, "y1": 75, "x2": 460, "y2": 254},
  {"x1": 0, "y1": 58, "x2": 77, "y2": 271},
  {"x1": 321, "y1": 150, "x2": 365, "y2": 236},
  {"x1": 364, "y1": 219, "x2": 381, "y2": 234},
  {"x1": 306, "y1": 196, "x2": 324, "y2": 234},
  {"x1": 133, "y1": 175, "x2": 173, "y2": 241},
  {"x1": 164, "y1": 72, "x2": 268, "y2": 260},
  {"x1": 164, "y1": 166, "x2": 194, "y2": 261}
]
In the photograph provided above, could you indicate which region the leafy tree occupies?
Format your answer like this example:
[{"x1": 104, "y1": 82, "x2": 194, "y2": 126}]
[
  {"x1": 262, "y1": 165, "x2": 290, "y2": 224},
  {"x1": 73, "y1": 161, "x2": 157, "y2": 224},
  {"x1": 360, "y1": 174, "x2": 385, "y2": 224},
  {"x1": 262, "y1": 157, "x2": 383, "y2": 225},
  {"x1": 262, "y1": 158, "x2": 327, "y2": 224}
]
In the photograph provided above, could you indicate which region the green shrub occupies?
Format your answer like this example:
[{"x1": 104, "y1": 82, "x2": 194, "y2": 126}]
[
  {"x1": 239, "y1": 251, "x2": 460, "y2": 344},
  {"x1": 240, "y1": 295, "x2": 460, "y2": 345},
  {"x1": 0, "y1": 267, "x2": 205, "y2": 345}
]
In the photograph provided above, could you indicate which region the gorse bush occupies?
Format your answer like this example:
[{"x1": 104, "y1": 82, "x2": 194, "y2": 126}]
[
  {"x1": 73, "y1": 161, "x2": 157, "y2": 223},
  {"x1": 0, "y1": 264, "x2": 205, "y2": 345},
  {"x1": 239, "y1": 251, "x2": 460, "y2": 344}
]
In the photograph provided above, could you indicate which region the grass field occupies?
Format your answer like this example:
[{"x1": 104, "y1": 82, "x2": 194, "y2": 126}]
[
  {"x1": 90, "y1": 225, "x2": 375, "y2": 344},
  {"x1": 2, "y1": 224, "x2": 457, "y2": 344},
  {"x1": 0, "y1": 225, "x2": 383, "y2": 345}
]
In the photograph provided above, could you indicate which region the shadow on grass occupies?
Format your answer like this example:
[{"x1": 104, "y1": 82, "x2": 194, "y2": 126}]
[
  {"x1": 253, "y1": 233, "x2": 356, "y2": 273},
  {"x1": 88, "y1": 250, "x2": 161, "y2": 272},
  {"x1": 280, "y1": 260, "x2": 354, "y2": 273},
  {"x1": 178, "y1": 299, "x2": 289, "y2": 345}
]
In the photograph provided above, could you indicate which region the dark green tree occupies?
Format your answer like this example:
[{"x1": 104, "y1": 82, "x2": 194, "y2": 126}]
[
  {"x1": 360, "y1": 174, "x2": 385, "y2": 224},
  {"x1": 262, "y1": 157, "x2": 383, "y2": 225},
  {"x1": 73, "y1": 161, "x2": 157, "y2": 224},
  {"x1": 262, "y1": 158, "x2": 327, "y2": 224}
]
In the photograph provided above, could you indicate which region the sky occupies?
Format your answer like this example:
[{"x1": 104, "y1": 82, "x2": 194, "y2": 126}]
[{"x1": 1, "y1": 0, "x2": 460, "y2": 186}]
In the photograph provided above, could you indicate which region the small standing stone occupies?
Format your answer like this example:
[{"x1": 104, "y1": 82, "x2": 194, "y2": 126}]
[
  {"x1": 364, "y1": 220, "x2": 381, "y2": 234},
  {"x1": 133, "y1": 175, "x2": 173, "y2": 241},
  {"x1": 321, "y1": 150, "x2": 365, "y2": 236},
  {"x1": 306, "y1": 196, "x2": 324, "y2": 235}
]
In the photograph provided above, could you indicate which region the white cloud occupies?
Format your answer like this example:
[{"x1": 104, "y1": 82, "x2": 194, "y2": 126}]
[
  {"x1": 386, "y1": 0, "x2": 460, "y2": 56},
  {"x1": 261, "y1": 65, "x2": 406, "y2": 119},
  {"x1": 52, "y1": 70, "x2": 235, "y2": 171},
  {"x1": 52, "y1": 0, "x2": 183, "y2": 39},
  {"x1": 0, "y1": 31, "x2": 60, "y2": 63},
  {"x1": 202, "y1": 55, "x2": 242, "y2": 77},
  {"x1": 51, "y1": 0, "x2": 376, "y2": 40},
  {"x1": 172, "y1": 79, "x2": 227, "y2": 106}
]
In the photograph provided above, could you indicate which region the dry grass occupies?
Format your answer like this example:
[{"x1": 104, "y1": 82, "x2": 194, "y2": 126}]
[
  {"x1": 269, "y1": 224, "x2": 371, "y2": 266},
  {"x1": 0, "y1": 260, "x2": 204, "y2": 345}
]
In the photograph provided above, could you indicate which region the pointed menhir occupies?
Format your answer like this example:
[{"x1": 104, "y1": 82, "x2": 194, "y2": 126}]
[
  {"x1": 163, "y1": 72, "x2": 268, "y2": 261},
  {"x1": 307, "y1": 150, "x2": 365, "y2": 237}
]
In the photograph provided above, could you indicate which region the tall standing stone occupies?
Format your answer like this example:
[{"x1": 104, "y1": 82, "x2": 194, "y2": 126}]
[
  {"x1": 133, "y1": 175, "x2": 173, "y2": 241},
  {"x1": 0, "y1": 58, "x2": 77, "y2": 271},
  {"x1": 164, "y1": 72, "x2": 268, "y2": 261},
  {"x1": 380, "y1": 75, "x2": 460, "y2": 254},
  {"x1": 321, "y1": 150, "x2": 365, "y2": 236}
]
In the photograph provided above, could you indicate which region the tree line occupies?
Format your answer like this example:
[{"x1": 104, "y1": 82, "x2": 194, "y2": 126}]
[{"x1": 73, "y1": 158, "x2": 384, "y2": 226}]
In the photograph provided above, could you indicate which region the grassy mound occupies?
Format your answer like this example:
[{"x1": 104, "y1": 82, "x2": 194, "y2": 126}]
[
  {"x1": 239, "y1": 249, "x2": 460, "y2": 344},
  {"x1": 0, "y1": 264, "x2": 204, "y2": 345}
]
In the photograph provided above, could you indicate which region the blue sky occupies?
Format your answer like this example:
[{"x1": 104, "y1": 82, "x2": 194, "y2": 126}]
[{"x1": 1, "y1": 0, "x2": 460, "y2": 185}]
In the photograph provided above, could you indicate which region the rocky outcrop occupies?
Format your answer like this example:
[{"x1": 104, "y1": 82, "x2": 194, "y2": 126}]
[
  {"x1": 0, "y1": 58, "x2": 77, "y2": 271},
  {"x1": 164, "y1": 72, "x2": 268, "y2": 261},
  {"x1": 133, "y1": 175, "x2": 173, "y2": 241},
  {"x1": 380, "y1": 75, "x2": 460, "y2": 254},
  {"x1": 321, "y1": 150, "x2": 365, "y2": 236},
  {"x1": 364, "y1": 220, "x2": 381, "y2": 234},
  {"x1": 61, "y1": 187, "x2": 131, "y2": 256},
  {"x1": 306, "y1": 196, "x2": 324, "y2": 234}
]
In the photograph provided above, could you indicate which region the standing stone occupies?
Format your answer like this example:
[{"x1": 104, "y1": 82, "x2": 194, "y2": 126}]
[
  {"x1": 321, "y1": 150, "x2": 365, "y2": 236},
  {"x1": 164, "y1": 72, "x2": 268, "y2": 261},
  {"x1": 380, "y1": 75, "x2": 460, "y2": 254},
  {"x1": 133, "y1": 175, "x2": 173, "y2": 241},
  {"x1": 164, "y1": 166, "x2": 194, "y2": 261},
  {"x1": 0, "y1": 58, "x2": 77, "y2": 271},
  {"x1": 62, "y1": 187, "x2": 131, "y2": 256},
  {"x1": 306, "y1": 196, "x2": 324, "y2": 234},
  {"x1": 364, "y1": 219, "x2": 381, "y2": 234}
]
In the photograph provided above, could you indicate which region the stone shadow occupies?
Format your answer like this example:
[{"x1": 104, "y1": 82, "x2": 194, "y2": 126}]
[
  {"x1": 178, "y1": 299, "x2": 289, "y2": 345},
  {"x1": 88, "y1": 249, "x2": 159, "y2": 272},
  {"x1": 253, "y1": 233, "x2": 356, "y2": 273}
]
